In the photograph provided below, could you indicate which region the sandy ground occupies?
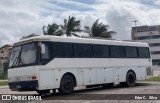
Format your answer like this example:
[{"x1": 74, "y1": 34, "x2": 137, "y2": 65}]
[{"x1": 1, "y1": 81, "x2": 160, "y2": 103}]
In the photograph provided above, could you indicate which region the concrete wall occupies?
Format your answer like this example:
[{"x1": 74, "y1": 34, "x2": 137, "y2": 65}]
[{"x1": 152, "y1": 66, "x2": 160, "y2": 76}]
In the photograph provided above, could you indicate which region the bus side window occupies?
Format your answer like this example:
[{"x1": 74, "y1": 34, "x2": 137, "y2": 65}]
[
  {"x1": 110, "y1": 46, "x2": 124, "y2": 58},
  {"x1": 53, "y1": 42, "x2": 66, "y2": 58},
  {"x1": 124, "y1": 47, "x2": 138, "y2": 58},
  {"x1": 83, "y1": 44, "x2": 93, "y2": 58},
  {"x1": 41, "y1": 43, "x2": 51, "y2": 59},
  {"x1": 66, "y1": 43, "x2": 74, "y2": 57},
  {"x1": 138, "y1": 47, "x2": 150, "y2": 58},
  {"x1": 74, "y1": 43, "x2": 84, "y2": 57},
  {"x1": 93, "y1": 45, "x2": 109, "y2": 58}
]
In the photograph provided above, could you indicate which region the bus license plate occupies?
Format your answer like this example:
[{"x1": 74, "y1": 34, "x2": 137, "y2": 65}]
[{"x1": 16, "y1": 85, "x2": 21, "y2": 89}]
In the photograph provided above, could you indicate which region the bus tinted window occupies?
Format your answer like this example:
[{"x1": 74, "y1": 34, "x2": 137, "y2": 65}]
[
  {"x1": 66, "y1": 43, "x2": 74, "y2": 57},
  {"x1": 125, "y1": 47, "x2": 138, "y2": 58},
  {"x1": 93, "y1": 45, "x2": 109, "y2": 57},
  {"x1": 54, "y1": 42, "x2": 66, "y2": 57},
  {"x1": 83, "y1": 44, "x2": 93, "y2": 57},
  {"x1": 138, "y1": 47, "x2": 150, "y2": 58},
  {"x1": 74, "y1": 44, "x2": 84, "y2": 57},
  {"x1": 110, "y1": 46, "x2": 124, "y2": 58}
]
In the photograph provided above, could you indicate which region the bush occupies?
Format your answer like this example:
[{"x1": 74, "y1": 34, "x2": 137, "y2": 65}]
[{"x1": 0, "y1": 72, "x2": 7, "y2": 80}]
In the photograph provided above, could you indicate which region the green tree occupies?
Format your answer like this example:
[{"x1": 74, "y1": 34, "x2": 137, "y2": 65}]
[
  {"x1": 43, "y1": 23, "x2": 63, "y2": 36},
  {"x1": 84, "y1": 19, "x2": 116, "y2": 38},
  {"x1": 61, "y1": 16, "x2": 81, "y2": 37}
]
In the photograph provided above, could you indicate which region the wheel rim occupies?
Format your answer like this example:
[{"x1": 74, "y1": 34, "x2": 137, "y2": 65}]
[{"x1": 63, "y1": 78, "x2": 72, "y2": 90}]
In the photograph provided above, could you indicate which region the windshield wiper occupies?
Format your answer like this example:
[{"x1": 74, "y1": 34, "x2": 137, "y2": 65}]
[
  {"x1": 12, "y1": 57, "x2": 24, "y2": 67},
  {"x1": 12, "y1": 57, "x2": 18, "y2": 67}
]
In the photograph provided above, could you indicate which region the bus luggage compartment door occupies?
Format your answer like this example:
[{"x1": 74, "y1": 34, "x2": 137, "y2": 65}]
[
  {"x1": 83, "y1": 68, "x2": 96, "y2": 85},
  {"x1": 39, "y1": 70, "x2": 54, "y2": 90}
]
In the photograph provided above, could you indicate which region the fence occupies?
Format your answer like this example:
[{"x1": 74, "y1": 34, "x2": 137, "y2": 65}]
[{"x1": 0, "y1": 61, "x2": 9, "y2": 73}]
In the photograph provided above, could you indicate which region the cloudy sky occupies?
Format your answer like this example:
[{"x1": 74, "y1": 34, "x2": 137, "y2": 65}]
[{"x1": 0, "y1": 0, "x2": 160, "y2": 46}]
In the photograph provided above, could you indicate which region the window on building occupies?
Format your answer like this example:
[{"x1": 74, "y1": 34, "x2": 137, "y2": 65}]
[
  {"x1": 136, "y1": 35, "x2": 160, "y2": 40},
  {"x1": 149, "y1": 26, "x2": 157, "y2": 31},
  {"x1": 1, "y1": 51, "x2": 3, "y2": 53},
  {"x1": 149, "y1": 43, "x2": 160, "y2": 47},
  {"x1": 151, "y1": 51, "x2": 160, "y2": 55},
  {"x1": 152, "y1": 59, "x2": 160, "y2": 65}
]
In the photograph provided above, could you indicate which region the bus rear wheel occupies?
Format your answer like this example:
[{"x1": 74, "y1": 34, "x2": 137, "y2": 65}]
[
  {"x1": 121, "y1": 71, "x2": 136, "y2": 87},
  {"x1": 58, "y1": 74, "x2": 75, "y2": 95}
]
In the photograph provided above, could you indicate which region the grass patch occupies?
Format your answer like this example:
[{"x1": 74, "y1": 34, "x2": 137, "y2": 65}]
[
  {"x1": 146, "y1": 76, "x2": 160, "y2": 81},
  {"x1": 0, "y1": 81, "x2": 8, "y2": 86}
]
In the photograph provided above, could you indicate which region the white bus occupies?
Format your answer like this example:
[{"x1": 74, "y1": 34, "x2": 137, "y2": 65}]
[{"x1": 8, "y1": 36, "x2": 152, "y2": 94}]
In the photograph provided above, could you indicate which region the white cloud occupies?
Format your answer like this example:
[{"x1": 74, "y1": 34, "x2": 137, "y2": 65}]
[
  {"x1": 54, "y1": 0, "x2": 92, "y2": 9},
  {"x1": 1, "y1": 0, "x2": 160, "y2": 46},
  {"x1": 0, "y1": 0, "x2": 64, "y2": 46},
  {"x1": 91, "y1": 0, "x2": 160, "y2": 39}
]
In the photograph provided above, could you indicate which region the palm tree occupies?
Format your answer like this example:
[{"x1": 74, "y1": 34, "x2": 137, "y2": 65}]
[
  {"x1": 43, "y1": 23, "x2": 63, "y2": 36},
  {"x1": 61, "y1": 16, "x2": 81, "y2": 37},
  {"x1": 84, "y1": 19, "x2": 116, "y2": 38},
  {"x1": 22, "y1": 33, "x2": 39, "y2": 39}
]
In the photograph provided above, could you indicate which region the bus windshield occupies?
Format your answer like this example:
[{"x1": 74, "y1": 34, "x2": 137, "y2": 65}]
[{"x1": 9, "y1": 42, "x2": 37, "y2": 67}]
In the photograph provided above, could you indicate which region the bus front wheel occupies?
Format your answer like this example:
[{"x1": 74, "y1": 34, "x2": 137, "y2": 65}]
[
  {"x1": 58, "y1": 74, "x2": 75, "y2": 95},
  {"x1": 121, "y1": 71, "x2": 136, "y2": 87}
]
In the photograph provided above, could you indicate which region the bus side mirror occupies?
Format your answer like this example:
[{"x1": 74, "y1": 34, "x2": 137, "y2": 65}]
[{"x1": 41, "y1": 43, "x2": 46, "y2": 55}]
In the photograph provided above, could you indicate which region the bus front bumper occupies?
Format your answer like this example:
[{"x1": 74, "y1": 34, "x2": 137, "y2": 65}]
[{"x1": 8, "y1": 80, "x2": 38, "y2": 91}]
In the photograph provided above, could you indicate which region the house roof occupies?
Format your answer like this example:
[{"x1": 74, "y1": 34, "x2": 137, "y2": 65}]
[{"x1": 0, "y1": 45, "x2": 13, "y2": 50}]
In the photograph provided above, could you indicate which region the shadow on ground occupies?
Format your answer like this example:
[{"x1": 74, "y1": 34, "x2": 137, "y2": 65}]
[{"x1": 39, "y1": 82, "x2": 158, "y2": 100}]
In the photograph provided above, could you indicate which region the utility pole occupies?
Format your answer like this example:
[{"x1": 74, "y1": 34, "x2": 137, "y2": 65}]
[
  {"x1": 132, "y1": 20, "x2": 139, "y2": 27},
  {"x1": 132, "y1": 20, "x2": 139, "y2": 40}
]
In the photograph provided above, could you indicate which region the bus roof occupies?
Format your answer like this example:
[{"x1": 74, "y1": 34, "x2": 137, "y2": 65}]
[{"x1": 14, "y1": 35, "x2": 149, "y2": 47}]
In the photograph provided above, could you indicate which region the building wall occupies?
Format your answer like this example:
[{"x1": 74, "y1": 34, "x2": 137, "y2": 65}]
[
  {"x1": 0, "y1": 45, "x2": 12, "y2": 60},
  {"x1": 132, "y1": 25, "x2": 160, "y2": 66},
  {"x1": 0, "y1": 45, "x2": 12, "y2": 73}
]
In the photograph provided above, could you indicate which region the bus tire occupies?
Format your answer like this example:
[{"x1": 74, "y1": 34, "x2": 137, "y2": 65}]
[
  {"x1": 36, "y1": 90, "x2": 50, "y2": 94},
  {"x1": 121, "y1": 71, "x2": 136, "y2": 87},
  {"x1": 58, "y1": 74, "x2": 75, "y2": 95}
]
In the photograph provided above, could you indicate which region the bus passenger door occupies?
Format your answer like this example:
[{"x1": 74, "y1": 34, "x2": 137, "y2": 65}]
[{"x1": 83, "y1": 68, "x2": 96, "y2": 85}]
